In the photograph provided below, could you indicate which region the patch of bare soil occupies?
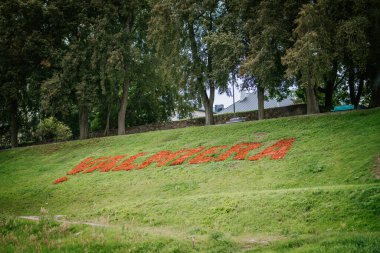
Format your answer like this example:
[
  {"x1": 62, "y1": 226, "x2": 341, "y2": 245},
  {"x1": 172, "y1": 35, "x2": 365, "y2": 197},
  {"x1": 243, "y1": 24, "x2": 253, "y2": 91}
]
[
  {"x1": 18, "y1": 215, "x2": 110, "y2": 227},
  {"x1": 255, "y1": 132, "x2": 268, "y2": 137},
  {"x1": 254, "y1": 132, "x2": 269, "y2": 141},
  {"x1": 237, "y1": 235, "x2": 284, "y2": 251}
]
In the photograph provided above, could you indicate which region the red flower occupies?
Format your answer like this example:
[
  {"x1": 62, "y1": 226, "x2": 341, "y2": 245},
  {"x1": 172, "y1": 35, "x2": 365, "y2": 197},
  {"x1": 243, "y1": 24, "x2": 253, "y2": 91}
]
[
  {"x1": 248, "y1": 138, "x2": 295, "y2": 160},
  {"x1": 189, "y1": 146, "x2": 228, "y2": 164},
  {"x1": 83, "y1": 155, "x2": 127, "y2": 173},
  {"x1": 169, "y1": 147, "x2": 205, "y2": 166},
  {"x1": 67, "y1": 157, "x2": 95, "y2": 175},
  {"x1": 113, "y1": 153, "x2": 147, "y2": 171},
  {"x1": 138, "y1": 151, "x2": 173, "y2": 169},
  {"x1": 215, "y1": 142, "x2": 262, "y2": 161},
  {"x1": 53, "y1": 176, "x2": 68, "y2": 184}
]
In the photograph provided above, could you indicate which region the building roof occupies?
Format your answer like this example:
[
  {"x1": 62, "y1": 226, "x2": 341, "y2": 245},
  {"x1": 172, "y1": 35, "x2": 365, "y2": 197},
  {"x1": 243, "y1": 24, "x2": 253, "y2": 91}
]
[{"x1": 217, "y1": 92, "x2": 294, "y2": 114}]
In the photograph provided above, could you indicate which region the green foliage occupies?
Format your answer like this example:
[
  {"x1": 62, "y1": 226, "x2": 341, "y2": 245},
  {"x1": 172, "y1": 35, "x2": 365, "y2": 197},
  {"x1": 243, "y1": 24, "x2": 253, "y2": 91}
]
[
  {"x1": 41, "y1": 0, "x2": 179, "y2": 136},
  {"x1": 282, "y1": 0, "x2": 376, "y2": 108},
  {"x1": 0, "y1": 0, "x2": 61, "y2": 146},
  {"x1": 36, "y1": 117, "x2": 72, "y2": 142},
  {"x1": 241, "y1": 0, "x2": 305, "y2": 95},
  {"x1": 251, "y1": 233, "x2": 380, "y2": 252},
  {"x1": 205, "y1": 32, "x2": 243, "y2": 85},
  {"x1": 149, "y1": 0, "x2": 244, "y2": 123},
  {"x1": 282, "y1": 2, "x2": 333, "y2": 88}
]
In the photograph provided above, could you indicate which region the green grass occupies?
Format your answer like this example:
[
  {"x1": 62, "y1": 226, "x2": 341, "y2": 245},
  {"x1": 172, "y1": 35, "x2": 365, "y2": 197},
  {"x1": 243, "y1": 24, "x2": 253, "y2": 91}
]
[{"x1": 1, "y1": 109, "x2": 380, "y2": 252}]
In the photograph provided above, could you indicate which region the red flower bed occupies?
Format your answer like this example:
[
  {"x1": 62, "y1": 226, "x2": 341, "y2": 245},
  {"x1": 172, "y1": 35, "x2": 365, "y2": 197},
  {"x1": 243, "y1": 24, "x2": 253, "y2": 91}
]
[
  {"x1": 67, "y1": 157, "x2": 95, "y2": 175},
  {"x1": 189, "y1": 146, "x2": 228, "y2": 164},
  {"x1": 139, "y1": 150, "x2": 190, "y2": 169},
  {"x1": 113, "y1": 153, "x2": 147, "y2": 171},
  {"x1": 169, "y1": 147, "x2": 205, "y2": 166},
  {"x1": 83, "y1": 155, "x2": 127, "y2": 173},
  {"x1": 248, "y1": 138, "x2": 295, "y2": 160},
  {"x1": 53, "y1": 138, "x2": 296, "y2": 184},
  {"x1": 215, "y1": 142, "x2": 262, "y2": 161},
  {"x1": 53, "y1": 176, "x2": 68, "y2": 184}
]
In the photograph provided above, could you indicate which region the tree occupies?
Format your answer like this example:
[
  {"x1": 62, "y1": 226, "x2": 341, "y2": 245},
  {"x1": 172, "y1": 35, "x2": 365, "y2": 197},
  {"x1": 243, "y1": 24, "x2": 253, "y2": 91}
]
[
  {"x1": 282, "y1": 2, "x2": 333, "y2": 114},
  {"x1": 89, "y1": 0, "x2": 152, "y2": 135},
  {"x1": 283, "y1": 0, "x2": 377, "y2": 112},
  {"x1": 239, "y1": 0, "x2": 307, "y2": 119},
  {"x1": 335, "y1": 1, "x2": 370, "y2": 108},
  {"x1": 42, "y1": 16, "x2": 99, "y2": 140},
  {"x1": 36, "y1": 116, "x2": 72, "y2": 142},
  {"x1": 149, "y1": 0, "x2": 242, "y2": 125},
  {"x1": 0, "y1": 0, "x2": 62, "y2": 147},
  {"x1": 367, "y1": 0, "x2": 380, "y2": 107},
  {"x1": 41, "y1": 1, "x2": 98, "y2": 139}
]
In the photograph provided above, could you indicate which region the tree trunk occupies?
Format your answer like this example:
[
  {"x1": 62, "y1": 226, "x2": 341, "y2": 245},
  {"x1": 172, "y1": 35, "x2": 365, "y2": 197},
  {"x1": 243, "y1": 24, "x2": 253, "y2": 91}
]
[
  {"x1": 79, "y1": 105, "x2": 89, "y2": 140},
  {"x1": 354, "y1": 76, "x2": 364, "y2": 108},
  {"x1": 188, "y1": 19, "x2": 215, "y2": 125},
  {"x1": 118, "y1": 80, "x2": 129, "y2": 135},
  {"x1": 305, "y1": 85, "x2": 319, "y2": 114},
  {"x1": 369, "y1": 78, "x2": 380, "y2": 108},
  {"x1": 104, "y1": 103, "x2": 111, "y2": 136},
  {"x1": 9, "y1": 100, "x2": 18, "y2": 148},
  {"x1": 324, "y1": 80, "x2": 334, "y2": 110},
  {"x1": 348, "y1": 67, "x2": 356, "y2": 106},
  {"x1": 204, "y1": 103, "x2": 214, "y2": 125},
  {"x1": 202, "y1": 86, "x2": 215, "y2": 126},
  {"x1": 257, "y1": 86, "x2": 265, "y2": 120},
  {"x1": 323, "y1": 61, "x2": 337, "y2": 110}
]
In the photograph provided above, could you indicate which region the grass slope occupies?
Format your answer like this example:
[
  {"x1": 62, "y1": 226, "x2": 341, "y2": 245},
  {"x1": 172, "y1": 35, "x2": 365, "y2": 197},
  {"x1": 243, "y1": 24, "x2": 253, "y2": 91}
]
[{"x1": 1, "y1": 109, "x2": 380, "y2": 252}]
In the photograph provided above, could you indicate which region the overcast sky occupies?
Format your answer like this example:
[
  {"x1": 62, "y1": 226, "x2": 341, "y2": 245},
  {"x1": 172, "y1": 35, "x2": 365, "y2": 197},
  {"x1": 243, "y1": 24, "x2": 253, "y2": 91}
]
[{"x1": 213, "y1": 86, "x2": 241, "y2": 108}]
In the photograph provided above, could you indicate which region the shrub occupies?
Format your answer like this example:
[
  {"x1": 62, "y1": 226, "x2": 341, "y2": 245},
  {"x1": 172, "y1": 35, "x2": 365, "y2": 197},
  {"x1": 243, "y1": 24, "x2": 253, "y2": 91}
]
[{"x1": 36, "y1": 117, "x2": 72, "y2": 142}]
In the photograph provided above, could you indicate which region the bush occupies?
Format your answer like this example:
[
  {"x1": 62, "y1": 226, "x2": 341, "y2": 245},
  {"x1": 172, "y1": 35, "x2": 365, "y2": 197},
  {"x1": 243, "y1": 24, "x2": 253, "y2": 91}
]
[{"x1": 36, "y1": 117, "x2": 72, "y2": 142}]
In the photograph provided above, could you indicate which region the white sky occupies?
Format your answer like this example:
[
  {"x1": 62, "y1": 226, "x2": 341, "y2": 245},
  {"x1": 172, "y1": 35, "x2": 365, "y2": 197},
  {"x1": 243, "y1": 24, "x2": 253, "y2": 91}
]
[
  {"x1": 214, "y1": 85, "x2": 242, "y2": 108},
  {"x1": 213, "y1": 78, "x2": 249, "y2": 108}
]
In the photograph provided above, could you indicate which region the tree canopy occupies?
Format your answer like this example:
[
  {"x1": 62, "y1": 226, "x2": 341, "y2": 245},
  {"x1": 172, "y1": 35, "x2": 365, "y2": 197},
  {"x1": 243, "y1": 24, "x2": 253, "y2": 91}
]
[{"x1": 1, "y1": 0, "x2": 379, "y2": 147}]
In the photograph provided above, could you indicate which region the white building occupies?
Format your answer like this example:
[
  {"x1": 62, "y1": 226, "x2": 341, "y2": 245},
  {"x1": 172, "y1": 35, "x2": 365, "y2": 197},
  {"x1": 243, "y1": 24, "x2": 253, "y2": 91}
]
[{"x1": 218, "y1": 91, "x2": 294, "y2": 114}]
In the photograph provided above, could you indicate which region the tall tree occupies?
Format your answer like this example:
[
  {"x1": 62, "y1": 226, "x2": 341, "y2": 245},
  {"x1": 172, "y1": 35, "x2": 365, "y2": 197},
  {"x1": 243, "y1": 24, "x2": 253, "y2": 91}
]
[
  {"x1": 282, "y1": 2, "x2": 333, "y2": 114},
  {"x1": 41, "y1": 1, "x2": 99, "y2": 140},
  {"x1": 283, "y1": 0, "x2": 376, "y2": 112},
  {"x1": 0, "y1": 0, "x2": 61, "y2": 147},
  {"x1": 90, "y1": 0, "x2": 150, "y2": 135},
  {"x1": 335, "y1": 1, "x2": 371, "y2": 108},
  {"x1": 149, "y1": 0, "x2": 242, "y2": 125},
  {"x1": 368, "y1": 1, "x2": 380, "y2": 107},
  {"x1": 239, "y1": 0, "x2": 306, "y2": 119}
]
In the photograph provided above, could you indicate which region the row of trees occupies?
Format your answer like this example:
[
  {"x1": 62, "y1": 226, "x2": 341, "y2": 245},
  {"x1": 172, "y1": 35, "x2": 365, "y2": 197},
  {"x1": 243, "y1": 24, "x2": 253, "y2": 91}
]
[
  {"x1": 1, "y1": 0, "x2": 379, "y2": 147},
  {"x1": 150, "y1": 0, "x2": 380, "y2": 118},
  {"x1": 1, "y1": 0, "x2": 187, "y2": 147}
]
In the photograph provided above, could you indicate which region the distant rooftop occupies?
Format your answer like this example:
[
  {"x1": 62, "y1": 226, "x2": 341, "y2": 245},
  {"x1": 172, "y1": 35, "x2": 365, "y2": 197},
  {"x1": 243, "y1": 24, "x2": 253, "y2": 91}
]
[{"x1": 218, "y1": 91, "x2": 294, "y2": 114}]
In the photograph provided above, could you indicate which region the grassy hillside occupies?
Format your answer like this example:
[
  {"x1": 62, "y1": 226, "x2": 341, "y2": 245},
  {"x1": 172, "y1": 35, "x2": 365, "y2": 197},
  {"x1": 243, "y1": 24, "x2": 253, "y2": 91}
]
[{"x1": 1, "y1": 109, "x2": 380, "y2": 252}]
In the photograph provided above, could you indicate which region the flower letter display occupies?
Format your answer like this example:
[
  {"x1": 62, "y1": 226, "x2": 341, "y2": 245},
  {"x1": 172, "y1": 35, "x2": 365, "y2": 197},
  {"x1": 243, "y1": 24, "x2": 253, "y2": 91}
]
[{"x1": 54, "y1": 138, "x2": 295, "y2": 184}]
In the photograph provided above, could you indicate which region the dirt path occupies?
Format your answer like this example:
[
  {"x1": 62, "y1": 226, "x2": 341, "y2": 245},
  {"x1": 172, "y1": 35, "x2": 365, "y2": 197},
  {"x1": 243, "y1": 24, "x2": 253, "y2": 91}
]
[
  {"x1": 17, "y1": 215, "x2": 190, "y2": 239},
  {"x1": 18, "y1": 215, "x2": 110, "y2": 227},
  {"x1": 17, "y1": 215, "x2": 279, "y2": 250}
]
